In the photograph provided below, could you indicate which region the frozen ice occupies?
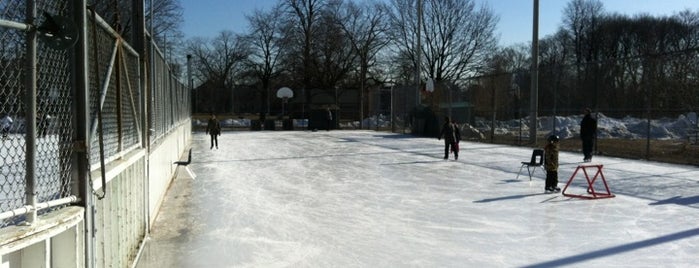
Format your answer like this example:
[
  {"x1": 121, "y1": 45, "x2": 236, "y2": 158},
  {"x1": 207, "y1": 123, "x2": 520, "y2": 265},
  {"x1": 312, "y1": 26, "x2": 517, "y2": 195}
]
[{"x1": 135, "y1": 130, "x2": 699, "y2": 267}]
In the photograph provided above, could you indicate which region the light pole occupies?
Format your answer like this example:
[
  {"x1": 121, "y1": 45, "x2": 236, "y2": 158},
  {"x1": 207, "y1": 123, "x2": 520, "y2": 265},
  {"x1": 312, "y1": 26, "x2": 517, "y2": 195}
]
[
  {"x1": 529, "y1": 0, "x2": 539, "y2": 144},
  {"x1": 416, "y1": 0, "x2": 423, "y2": 107},
  {"x1": 388, "y1": 81, "x2": 395, "y2": 133},
  {"x1": 511, "y1": 75, "x2": 522, "y2": 145},
  {"x1": 187, "y1": 54, "x2": 194, "y2": 113}
]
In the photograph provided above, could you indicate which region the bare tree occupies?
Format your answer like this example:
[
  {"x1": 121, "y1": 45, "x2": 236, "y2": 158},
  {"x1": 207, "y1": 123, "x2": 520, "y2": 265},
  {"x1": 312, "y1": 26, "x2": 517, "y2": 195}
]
[
  {"x1": 145, "y1": 0, "x2": 185, "y2": 58},
  {"x1": 422, "y1": 0, "x2": 498, "y2": 85},
  {"x1": 313, "y1": 0, "x2": 356, "y2": 91},
  {"x1": 672, "y1": 10, "x2": 699, "y2": 113},
  {"x1": 91, "y1": 0, "x2": 184, "y2": 59},
  {"x1": 562, "y1": 0, "x2": 604, "y2": 65},
  {"x1": 244, "y1": 6, "x2": 286, "y2": 119},
  {"x1": 561, "y1": 0, "x2": 605, "y2": 107},
  {"x1": 186, "y1": 31, "x2": 248, "y2": 113},
  {"x1": 336, "y1": 0, "x2": 391, "y2": 127},
  {"x1": 537, "y1": 33, "x2": 572, "y2": 112},
  {"x1": 281, "y1": 0, "x2": 326, "y2": 112},
  {"x1": 386, "y1": 0, "x2": 421, "y2": 80},
  {"x1": 388, "y1": 0, "x2": 498, "y2": 87}
]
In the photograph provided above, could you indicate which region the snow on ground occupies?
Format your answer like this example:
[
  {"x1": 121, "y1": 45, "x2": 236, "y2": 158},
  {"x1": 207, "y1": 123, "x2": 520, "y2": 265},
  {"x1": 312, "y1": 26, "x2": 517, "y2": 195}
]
[
  {"x1": 135, "y1": 130, "x2": 699, "y2": 267},
  {"x1": 193, "y1": 112, "x2": 699, "y2": 141}
]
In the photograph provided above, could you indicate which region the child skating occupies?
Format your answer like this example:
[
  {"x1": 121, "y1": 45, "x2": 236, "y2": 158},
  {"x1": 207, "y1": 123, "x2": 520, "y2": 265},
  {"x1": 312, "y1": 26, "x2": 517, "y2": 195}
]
[{"x1": 544, "y1": 135, "x2": 561, "y2": 193}]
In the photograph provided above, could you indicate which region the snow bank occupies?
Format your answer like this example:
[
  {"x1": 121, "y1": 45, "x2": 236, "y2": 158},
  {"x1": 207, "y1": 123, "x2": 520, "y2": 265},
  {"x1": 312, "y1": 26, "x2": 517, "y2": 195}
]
[
  {"x1": 474, "y1": 112, "x2": 698, "y2": 140},
  {"x1": 191, "y1": 112, "x2": 698, "y2": 141}
]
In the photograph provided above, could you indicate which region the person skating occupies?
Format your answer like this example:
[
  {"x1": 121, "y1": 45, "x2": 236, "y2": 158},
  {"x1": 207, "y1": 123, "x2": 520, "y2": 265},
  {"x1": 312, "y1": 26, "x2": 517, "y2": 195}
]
[
  {"x1": 544, "y1": 135, "x2": 561, "y2": 193},
  {"x1": 326, "y1": 107, "x2": 333, "y2": 131},
  {"x1": 206, "y1": 113, "x2": 221, "y2": 149},
  {"x1": 1, "y1": 113, "x2": 12, "y2": 139},
  {"x1": 438, "y1": 116, "x2": 461, "y2": 160},
  {"x1": 580, "y1": 108, "x2": 597, "y2": 162}
]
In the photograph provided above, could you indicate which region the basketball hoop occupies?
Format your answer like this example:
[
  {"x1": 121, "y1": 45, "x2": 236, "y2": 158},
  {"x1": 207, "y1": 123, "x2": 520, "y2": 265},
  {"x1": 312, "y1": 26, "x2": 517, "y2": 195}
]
[
  {"x1": 277, "y1": 87, "x2": 293, "y2": 99},
  {"x1": 426, "y1": 78, "x2": 435, "y2": 93},
  {"x1": 277, "y1": 87, "x2": 293, "y2": 117}
]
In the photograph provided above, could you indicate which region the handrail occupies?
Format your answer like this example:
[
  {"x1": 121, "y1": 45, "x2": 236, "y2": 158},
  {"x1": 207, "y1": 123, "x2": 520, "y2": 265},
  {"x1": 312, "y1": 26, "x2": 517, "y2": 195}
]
[
  {"x1": 0, "y1": 196, "x2": 79, "y2": 222},
  {"x1": 0, "y1": 18, "x2": 32, "y2": 31}
]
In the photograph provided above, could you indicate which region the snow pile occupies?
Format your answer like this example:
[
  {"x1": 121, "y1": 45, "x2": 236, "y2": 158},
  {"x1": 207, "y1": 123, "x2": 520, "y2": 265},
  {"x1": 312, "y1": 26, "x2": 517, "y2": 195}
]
[
  {"x1": 340, "y1": 114, "x2": 393, "y2": 129},
  {"x1": 193, "y1": 118, "x2": 309, "y2": 128},
  {"x1": 193, "y1": 118, "x2": 251, "y2": 128},
  {"x1": 474, "y1": 112, "x2": 698, "y2": 140},
  {"x1": 223, "y1": 118, "x2": 251, "y2": 127},
  {"x1": 190, "y1": 112, "x2": 698, "y2": 141}
]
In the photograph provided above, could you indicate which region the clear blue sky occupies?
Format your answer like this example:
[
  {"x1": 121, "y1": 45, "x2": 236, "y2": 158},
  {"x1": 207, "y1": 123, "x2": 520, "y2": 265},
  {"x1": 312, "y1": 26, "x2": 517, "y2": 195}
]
[{"x1": 182, "y1": 0, "x2": 699, "y2": 47}]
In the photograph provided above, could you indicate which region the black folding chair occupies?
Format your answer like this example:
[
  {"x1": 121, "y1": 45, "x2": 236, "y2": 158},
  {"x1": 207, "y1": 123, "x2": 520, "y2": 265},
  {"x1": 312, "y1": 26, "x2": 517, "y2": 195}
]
[
  {"x1": 173, "y1": 148, "x2": 196, "y2": 179},
  {"x1": 517, "y1": 149, "x2": 544, "y2": 180}
]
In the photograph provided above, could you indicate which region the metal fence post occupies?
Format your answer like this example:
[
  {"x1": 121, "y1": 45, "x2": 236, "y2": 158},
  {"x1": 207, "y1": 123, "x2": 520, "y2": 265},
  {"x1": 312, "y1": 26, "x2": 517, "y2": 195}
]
[
  {"x1": 23, "y1": 0, "x2": 38, "y2": 225},
  {"x1": 73, "y1": 1, "x2": 95, "y2": 267}
]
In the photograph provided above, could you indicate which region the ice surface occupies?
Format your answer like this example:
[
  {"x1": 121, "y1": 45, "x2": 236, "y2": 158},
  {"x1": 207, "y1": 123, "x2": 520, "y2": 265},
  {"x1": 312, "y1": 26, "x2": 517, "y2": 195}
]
[{"x1": 136, "y1": 130, "x2": 699, "y2": 267}]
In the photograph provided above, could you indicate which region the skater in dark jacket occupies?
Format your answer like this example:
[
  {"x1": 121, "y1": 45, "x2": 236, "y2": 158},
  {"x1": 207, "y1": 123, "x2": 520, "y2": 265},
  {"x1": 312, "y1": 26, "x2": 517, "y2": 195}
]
[
  {"x1": 580, "y1": 108, "x2": 597, "y2": 162},
  {"x1": 206, "y1": 113, "x2": 221, "y2": 149},
  {"x1": 1, "y1": 113, "x2": 12, "y2": 138},
  {"x1": 544, "y1": 135, "x2": 560, "y2": 193},
  {"x1": 326, "y1": 107, "x2": 333, "y2": 131},
  {"x1": 438, "y1": 116, "x2": 461, "y2": 160}
]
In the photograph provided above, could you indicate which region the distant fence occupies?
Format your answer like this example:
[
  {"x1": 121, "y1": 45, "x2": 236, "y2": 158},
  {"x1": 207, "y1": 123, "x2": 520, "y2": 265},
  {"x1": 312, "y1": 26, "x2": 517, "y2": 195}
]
[
  {"x1": 149, "y1": 40, "x2": 190, "y2": 143},
  {"x1": 423, "y1": 50, "x2": 699, "y2": 164}
]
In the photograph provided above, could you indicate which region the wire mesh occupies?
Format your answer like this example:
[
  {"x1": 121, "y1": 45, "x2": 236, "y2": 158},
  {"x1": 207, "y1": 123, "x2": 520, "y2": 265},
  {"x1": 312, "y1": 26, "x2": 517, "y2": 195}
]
[
  {"x1": 433, "y1": 49, "x2": 699, "y2": 165},
  {"x1": 121, "y1": 47, "x2": 142, "y2": 149},
  {"x1": 86, "y1": 11, "x2": 144, "y2": 166},
  {"x1": 88, "y1": 13, "x2": 118, "y2": 164},
  {"x1": 148, "y1": 38, "x2": 190, "y2": 144},
  {"x1": 35, "y1": 1, "x2": 73, "y2": 209},
  {"x1": 0, "y1": 0, "x2": 27, "y2": 225},
  {"x1": 0, "y1": 0, "x2": 73, "y2": 227}
]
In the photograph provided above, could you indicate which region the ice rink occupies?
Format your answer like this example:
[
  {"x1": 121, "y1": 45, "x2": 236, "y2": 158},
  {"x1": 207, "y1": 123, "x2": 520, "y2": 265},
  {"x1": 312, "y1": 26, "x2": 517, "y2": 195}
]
[{"x1": 135, "y1": 130, "x2": 699, "y2": 267}]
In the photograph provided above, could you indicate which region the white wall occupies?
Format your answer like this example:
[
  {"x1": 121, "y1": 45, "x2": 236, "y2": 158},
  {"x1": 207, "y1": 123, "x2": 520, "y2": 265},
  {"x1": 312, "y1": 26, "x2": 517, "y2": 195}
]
[
  {"x1": 0, "y1": 121, "x2": 191, "y2": 268},
  {"x1": 148, "y1": 120, "x2": 192, "y2": 226},
  {"x1": 0, "y1": 207, "x2": 84, "y2": 268}
]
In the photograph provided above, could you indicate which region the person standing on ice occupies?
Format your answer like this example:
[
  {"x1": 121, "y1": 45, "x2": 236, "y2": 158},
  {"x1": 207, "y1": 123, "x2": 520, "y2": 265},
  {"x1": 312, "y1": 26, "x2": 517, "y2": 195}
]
[
  {"x1": 1, "y1": 113, "x2": 12, "y2": 138},
  {"x1": 438, "y1": 116, "x2": 460, "y2": 160},
  {"x1": 580, "y1": 108, "x2": 597, "y2": 162},
  {"x1": 544, "y1": 135, "x2": 561, "y2": 193},
  {"x1": 326, "y1": 107, "x2": 333, "y2": 131},
  {"x1": 206, "y1": 113, "x2": 221, "y2": 149}
]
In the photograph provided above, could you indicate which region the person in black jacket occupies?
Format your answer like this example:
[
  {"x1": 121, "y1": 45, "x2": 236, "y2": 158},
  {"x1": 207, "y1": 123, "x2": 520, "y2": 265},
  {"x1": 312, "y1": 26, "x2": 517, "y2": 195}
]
[
  {"x1": 326, "y1": 107, "x2": 333, "y2": 131},
  {"x1": 580, "y1": 108, "x2": 597, "y2": 162},
  {"x1": 1, "y1": 113, "x2": 12, "y2": 138},
  {"x1": 438, "y1": 116, "x2": 461, "y2": 160},
  {"x1": 206, "y1": 113, "x2": 221, "y2": 149}
]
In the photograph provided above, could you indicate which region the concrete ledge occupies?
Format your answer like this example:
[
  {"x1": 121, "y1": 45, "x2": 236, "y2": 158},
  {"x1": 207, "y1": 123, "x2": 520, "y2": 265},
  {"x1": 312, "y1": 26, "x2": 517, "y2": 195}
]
[{"x1": 0, "y1": 206, "x2": 84, "y2": 255}]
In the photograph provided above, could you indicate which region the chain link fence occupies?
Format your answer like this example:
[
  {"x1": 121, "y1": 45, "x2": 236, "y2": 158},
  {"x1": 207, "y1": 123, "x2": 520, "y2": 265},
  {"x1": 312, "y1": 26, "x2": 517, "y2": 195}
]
[
  {"x1": 335, "y1": 85, "x2": 417, "y2": 133},
  {"x1": 149, "y1": 40, "x2": 190, "y2": 143},
  {"x1": 1, "y1": 0, "x2": 190, "y2": 230},
  {"x1": 428, "y1": 50, "x2": 699, "y2": 165},
  {"x1": 0, "y1": 0, "x2": 27, "y2": 221},
  {"x1": 1, "y1": 0, "x2": 74, "y2": 227},
  {"x1": 87, "y1": 7, "x2": 143, "y2": 167}
]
